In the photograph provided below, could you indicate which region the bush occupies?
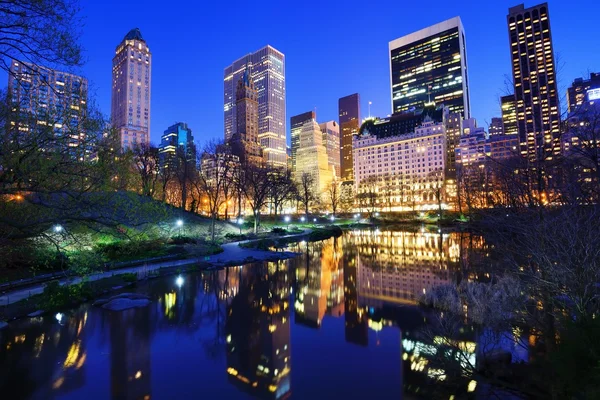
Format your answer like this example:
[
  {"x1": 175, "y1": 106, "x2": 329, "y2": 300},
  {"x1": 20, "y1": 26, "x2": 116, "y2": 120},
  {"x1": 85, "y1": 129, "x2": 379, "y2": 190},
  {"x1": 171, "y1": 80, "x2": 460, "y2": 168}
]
[
  {"x1": 308, "y1": 225, "x2": 343, "y2": 242},
  {"x1": 40, "y1": 280, "x2": 92, "y2": 310},
  {"x1": 121, "y1": 273, "x2": 138, "y2": 283},
  {"x1": 168, "y1": 235, "x2": 197, "y2": 245},
  {"x1": 95, "y1": 239, "x2": 167, "y2": 261},
  {"x1": 271, "y1": 227, "x2": 287, "y2": 235},
  {"x1": 225, "y1": 233, "x2": 247, "y2": 241},
  {"x1": 239, "y1": 239, "x2": 275, "y2": 251}
]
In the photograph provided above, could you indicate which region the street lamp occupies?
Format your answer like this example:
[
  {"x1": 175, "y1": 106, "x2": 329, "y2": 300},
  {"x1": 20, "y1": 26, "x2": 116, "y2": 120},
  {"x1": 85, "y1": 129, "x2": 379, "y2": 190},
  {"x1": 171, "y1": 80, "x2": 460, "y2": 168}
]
[
  {"x1": 176, "y1": 219, "x2": 183, "y2": 236},
  {"x1": 176, "y1": 275, "x2": 184, "y2": 288},
  {"x1": 237, "y1": 218, "x2": 244, "y2": 234},
  {"x1": 300, "y1": 216, "x2": 305, "y2": 223},
  {"x1": 313, "y1": 218, "x2": 317, "y2": 223},
  {"x1": 54, "y1": 225, "x2": 63, "y2": 233},
  {"x1": 284, "y1": 216, "x2": 290, "y2": 230},
  {"x1": 330, "y1": 216, "x2": 335, "y2": 222}
]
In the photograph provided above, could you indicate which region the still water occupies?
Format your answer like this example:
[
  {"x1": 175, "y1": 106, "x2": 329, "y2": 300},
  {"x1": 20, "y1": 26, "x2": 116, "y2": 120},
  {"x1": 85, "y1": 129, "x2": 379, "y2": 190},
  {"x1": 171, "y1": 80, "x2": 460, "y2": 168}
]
[{"x1": 0, "y1": 230, "x2": 526, "y2": 400}]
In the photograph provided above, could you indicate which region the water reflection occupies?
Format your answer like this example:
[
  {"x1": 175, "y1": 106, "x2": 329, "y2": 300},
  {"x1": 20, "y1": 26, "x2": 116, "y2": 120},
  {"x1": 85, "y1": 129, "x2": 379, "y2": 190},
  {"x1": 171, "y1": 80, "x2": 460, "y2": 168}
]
[{"x1": 0, "y1": 229, "x2": 521, "y2": 399}]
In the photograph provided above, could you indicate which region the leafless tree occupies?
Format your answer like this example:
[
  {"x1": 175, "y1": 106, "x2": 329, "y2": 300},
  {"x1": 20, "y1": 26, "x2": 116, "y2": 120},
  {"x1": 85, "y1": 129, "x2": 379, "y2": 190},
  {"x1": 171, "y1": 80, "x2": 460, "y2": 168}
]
[
  {"x1": 356, "y1": 175, "x2": 379, "y2": 217},
  {"x1": 174, "y1": 145, "x2": 197, "y2": 211},
  {"x1": 325, "y1": 180, "x2": 341, "y2": 216},
  {"x1": 297, "y1": 172, "x2": 317, "y2": 217},
  {"x1": 0, "y1": 0, "x2": 83, "y2": 73},
  {"x1": 132, "y1": 143, "x2": 159, "y2": 198},
  {"x1": 268, "y1": 168, "x2": 295, "y2": 217},
  {"x1": 241, "y1": 163, "x2": 271, "y2": 234}
]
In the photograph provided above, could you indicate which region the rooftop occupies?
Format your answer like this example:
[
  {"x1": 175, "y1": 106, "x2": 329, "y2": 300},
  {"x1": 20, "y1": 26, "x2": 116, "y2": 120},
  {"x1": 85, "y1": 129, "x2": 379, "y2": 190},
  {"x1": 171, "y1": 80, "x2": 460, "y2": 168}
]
[{"x1": 124, "y1": 28, "x2": 144, "y2": 42}]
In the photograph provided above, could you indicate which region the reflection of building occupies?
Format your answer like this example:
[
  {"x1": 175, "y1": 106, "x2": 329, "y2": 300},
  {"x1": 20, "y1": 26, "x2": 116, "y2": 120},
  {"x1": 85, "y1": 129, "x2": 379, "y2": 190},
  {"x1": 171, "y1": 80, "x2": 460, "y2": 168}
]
[
  {"x1": 352, "y1": 230, "x2": 458, "y2": 307},
  {"x1": 507, "y1": 3, "x2": 560, "y2": 161},
  {"x1": 111, "y1": 28, "x2": 152, "y2": 150},
  {"x1": 342, "y1": 239, "x2": 368, "y2": 346},
  {"x1": 290, "y1": 111, "x2": 315, "y2": 173},
  {"x1": 339, "y1": 94, "x2": 361, "y2": 182},
  {"x1": 389, "y1": 17, "x2": 470, "y2": 118},
  {"x1": 224, "y1": 46, "x2": 286, "y2": 167},
  {"x1": 109, "y1": 307, "x2": 152, "y2": 400},
  {"x1": 226, "y1": 262, "x2": 291, "y2": 399},
  {"x1": 294, "y1": 241, "x2": 328, "y2": 328}
]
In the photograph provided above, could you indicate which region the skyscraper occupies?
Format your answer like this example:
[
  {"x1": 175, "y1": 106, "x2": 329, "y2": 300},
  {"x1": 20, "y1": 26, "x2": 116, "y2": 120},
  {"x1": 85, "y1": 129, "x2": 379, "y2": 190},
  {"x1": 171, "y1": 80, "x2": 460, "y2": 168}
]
[
  {"x1": 296, "y1": 120, "x2": 334, "y2": 197},
  {"x1": 229, "y1": 65, "x2": 263, "y2": 165},
  {"x1": 158, "y1": 122, "x2": 195, "y2": 170},
  {"x1": 8, "y1": 60, "x2": 89, "y2": 157},
  {"x1": 319, "y1": 121, "x2": 341, "y2": 179},
  {"x1": 501, "y1": 94, "x2": 519, "y2": 136},
  {"x1": 489, "y1": 117, "x2": 504, "y2": 136},
  {"x1": 290, "y1": 111, "x2": 315, "y2": 172},
  {"x1": 224, "y1": 46, "x2": 286, "y2": 167},
  {"x1": 339, "y1": 94, "x2": 360, "y2": 182},
  {"x1": 507, "y1": 3, "x2": 560, "y2": 162},
  {"x1": 389, "y1": 17, "x2": 470, "y2": 118},
  {"x1": 111, "y1": 28, "x2": 152, "y2": 150},
  {"x1": 567, "y1": 73, "x2": 600, "y2": 113}
]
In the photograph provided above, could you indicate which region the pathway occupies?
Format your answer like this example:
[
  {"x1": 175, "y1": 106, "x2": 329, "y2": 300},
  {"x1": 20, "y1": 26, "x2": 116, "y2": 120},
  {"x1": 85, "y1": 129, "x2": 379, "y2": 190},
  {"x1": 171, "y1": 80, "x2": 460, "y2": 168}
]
[{"x1": 0, "y1": 229, "x2": 309, "y2": 306}]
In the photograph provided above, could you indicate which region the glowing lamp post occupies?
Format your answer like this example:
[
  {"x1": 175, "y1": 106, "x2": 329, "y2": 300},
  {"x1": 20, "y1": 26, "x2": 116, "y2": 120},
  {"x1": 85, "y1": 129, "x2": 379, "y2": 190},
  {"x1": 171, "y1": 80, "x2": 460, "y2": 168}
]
[
  {"x1": 54, "y1": 225, "x2": 63, "y2": 233},
  {"x1": 237, "y1": 218, "x2": 244, "y2": 234},
  {"x1": 176, "y1": 275, "x2": 184, "y2": 288},
  {"x1": 176, "y1": 219, "x2": 184, "y2": 236},
  {"x1": 284, "y1": 216, "x2": 291, "y2": 230}
]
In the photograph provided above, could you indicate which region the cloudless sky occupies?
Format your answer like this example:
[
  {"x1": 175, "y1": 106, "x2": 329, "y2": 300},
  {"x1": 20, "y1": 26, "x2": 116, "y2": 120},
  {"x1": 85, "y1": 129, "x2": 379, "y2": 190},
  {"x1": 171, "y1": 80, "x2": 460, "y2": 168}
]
[{"x1": 2, "y1": 0, "x2": 600, "y2": 147}]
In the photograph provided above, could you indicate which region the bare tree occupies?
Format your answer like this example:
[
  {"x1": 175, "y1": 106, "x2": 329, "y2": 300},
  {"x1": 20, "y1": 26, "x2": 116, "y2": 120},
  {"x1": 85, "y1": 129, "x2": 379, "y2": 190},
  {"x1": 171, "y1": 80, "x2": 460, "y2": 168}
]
[
  {"x1": 132, "y1": 143, "x2": 159, "y2": 197},
  {"x1": 268, "y1": 168, "x2": 295, "y2": 217},
  {"x1": 197, "y1": 141, "x2": 235, "y2": 242},
  {"x1": 326, "y1": 179, "x2": 341, "y2": 216},
  {"x1": 297, "y1": 172, "x2": 317, "y2": 217},
  {"x1": 356, "y1": 175, "x2": 378, "y2": 217},
  {"x1": 241, "y1": 163, "x2": 271, "y2": 234},
  {"x1": 174, "y1": 145, "x2": 196, "y2": 210},
  {"x1": 0, "y1": 0, "x2": 83, "y2": 73}
]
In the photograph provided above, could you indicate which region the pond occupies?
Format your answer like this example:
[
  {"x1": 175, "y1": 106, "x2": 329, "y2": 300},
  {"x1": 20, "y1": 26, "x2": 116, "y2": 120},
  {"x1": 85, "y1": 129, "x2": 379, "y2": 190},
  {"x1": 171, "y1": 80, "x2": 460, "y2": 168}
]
[{"x1": 0, "y1": 229, "x2": 528, "y2": 399}]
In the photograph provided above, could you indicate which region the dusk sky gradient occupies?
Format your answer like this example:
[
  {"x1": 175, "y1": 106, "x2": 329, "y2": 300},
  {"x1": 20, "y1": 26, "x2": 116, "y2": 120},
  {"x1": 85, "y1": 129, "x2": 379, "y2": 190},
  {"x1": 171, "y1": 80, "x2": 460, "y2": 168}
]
[{"x1": 3, "y1": 0, "x2": 599, "y2": 147}]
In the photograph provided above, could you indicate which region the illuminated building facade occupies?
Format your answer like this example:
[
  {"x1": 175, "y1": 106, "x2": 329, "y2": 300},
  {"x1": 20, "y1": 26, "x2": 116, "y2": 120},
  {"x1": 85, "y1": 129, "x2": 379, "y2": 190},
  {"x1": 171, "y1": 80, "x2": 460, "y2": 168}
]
[
  {"x1": 567, "y1": 73, "x2": 600, "y2": 113},
  {"x1": 8, "y1": 60, "x2": 89, "y2": 157},
  {"x1": 489, "y1": 117, "x2": 504, "y2": 136},
  {"x1": 353, "y1": 114, "x2": 449, "y2": 211},
  {"x1": 295, "y1": 120, "x2": 334, "y2": 197},
  {"x1": 319, "y1": 121, "x2": 341, "y2": 178},
  {"x1": 455, "y1": 121, "x2": 489, "y2": 167},
  {"x1": 389, "y1": 17, "x2": 470, "y2": 118},
  {"x1": 111, "y1": 28, "x2": 151, "y2": 150},
  {"x1": 224, "y1": 46, "x2": 287, "y2": 167},
  {"x1": 339, "y1": 93, "x2": 361, "y2": 182},
  {"x1": 229, "y1": 65, "x2": 263, "y2": 165},
  {"x1": 507, "y1": 3, "x2": 560, "y2": 162},
  {"x1": 158, "y1": 122, "x2": 195, "y2": 170},
  {"x1": 290, "y1": 111, "x2": 315, "y2": 172},
  {"x1": 489, "y1": 135, "x2": 520, "y2": 160},
  {"x1": 501, "y1": 95, "x2": 518, "y2": 136}
]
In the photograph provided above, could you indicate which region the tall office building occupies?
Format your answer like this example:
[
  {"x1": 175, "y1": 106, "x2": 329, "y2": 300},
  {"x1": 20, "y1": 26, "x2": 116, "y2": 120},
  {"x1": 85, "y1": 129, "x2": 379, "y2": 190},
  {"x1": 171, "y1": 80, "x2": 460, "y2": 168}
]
[
  {"x1": 229, "y1": 65, "x2": 263, "y2": 165},
  {"x1": 296, "y1": 120, "x2": 334, "y2": 197},
  {"x1": 501, "y1": 94, "x2": 519, "y2": 136},
  {"x1": 339, "y1": 94, "x2": 361, "y2": 182},
  {"x1": 111, "y1": 28, "x2": 152, "y2": 150},
  {"x1": 8, "y1": 60, "x2": 88, "y2": 156},
  {"x1": 489, "y1": 117, "x2": 504, "y2": 136},
  {"x1": 389, "y1": 17, "x2": 470, "y2": 118},
  {"x1": 290, "y1": 111, "x2": 315, "y2": 172},
  {"x1": 224, "y1": 46, "x2": 286, "y2": 167},
  {"x1": 507, "y1": 3, "x2": 560, "y2": 162},
  {"x1": 319, "y1": 121, "x2": 341, "y2": 178},
  {"x1": 158, "y1": 122, "x2": 195, "y2": 170},
  {"x1": 567, "y1": 73, "x2": 600, "y2": 113}
]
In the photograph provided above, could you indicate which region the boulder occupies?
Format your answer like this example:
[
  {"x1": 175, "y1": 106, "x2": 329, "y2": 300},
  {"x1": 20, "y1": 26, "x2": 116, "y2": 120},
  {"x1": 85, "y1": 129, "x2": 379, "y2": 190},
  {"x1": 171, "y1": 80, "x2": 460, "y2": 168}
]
[
  {"x1": 0, "y1": 321, "x2": 8, "y2": 330},
  {"x1": 101, "y1": 298, "x2": 151, "y2": 311},
  {"x1": 27, "y1": 310, "x2": 44, "y2": 317}
]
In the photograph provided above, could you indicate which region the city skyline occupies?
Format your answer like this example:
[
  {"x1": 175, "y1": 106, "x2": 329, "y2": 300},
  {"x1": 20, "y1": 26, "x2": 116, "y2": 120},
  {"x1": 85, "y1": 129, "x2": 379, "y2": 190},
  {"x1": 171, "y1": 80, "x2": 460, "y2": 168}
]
[{"x1": 1, "y1": 0, "x2": 599, "y2": 149}]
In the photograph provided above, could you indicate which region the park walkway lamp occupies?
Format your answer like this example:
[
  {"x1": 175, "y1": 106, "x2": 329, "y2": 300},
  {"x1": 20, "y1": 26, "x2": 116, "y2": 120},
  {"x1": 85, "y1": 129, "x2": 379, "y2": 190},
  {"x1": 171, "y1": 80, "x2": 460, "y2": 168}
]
[
  {"x1": 176, "y1": 275, "x2": 184, "y2": 288},
  {"x1": 176, "y1": 219, "x2": 183, "y2": 236},
  {"x1": 284, "y1": 216, "x2": 291, "y2": 230},
  {"x1": 54, "y1": 225, "x2": 63, "y2": 233}
]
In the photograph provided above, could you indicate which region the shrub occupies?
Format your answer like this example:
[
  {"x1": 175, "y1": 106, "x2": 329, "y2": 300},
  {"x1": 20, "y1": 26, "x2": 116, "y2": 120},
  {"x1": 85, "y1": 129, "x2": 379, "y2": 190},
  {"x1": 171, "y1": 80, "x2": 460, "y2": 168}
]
[
  {"x1": 121, "y1": 273, "x2": 138, "y2": 283},
  {"x1": 40, "y1": 280, "x2": 92, "y2": 310},
  {"x1": 271, "y1": 227, "x2": 287, "y2": 235},
  {"x1": 168, "y1": 235, "x2": 197, "y2": 245}
]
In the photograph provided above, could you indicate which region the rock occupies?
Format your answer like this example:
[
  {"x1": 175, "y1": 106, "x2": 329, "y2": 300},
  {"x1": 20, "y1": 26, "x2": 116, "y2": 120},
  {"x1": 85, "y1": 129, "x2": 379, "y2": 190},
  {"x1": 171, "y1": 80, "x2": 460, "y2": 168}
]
[
  {"x1": 27, "y1": 310, "x2": 44, "y2": 317},
  {"x1": 101, "y1": 298, "x2": 151, "y2": 311},
  {"x1": 92, "y1": 299, "x2": 109, "y2": 307},
  {"x1": 0, "y1": 321, "x2": 8, "y2": 330},
  {"x1": 94, "y1": 293, "x2": 150, "y2": 308}
]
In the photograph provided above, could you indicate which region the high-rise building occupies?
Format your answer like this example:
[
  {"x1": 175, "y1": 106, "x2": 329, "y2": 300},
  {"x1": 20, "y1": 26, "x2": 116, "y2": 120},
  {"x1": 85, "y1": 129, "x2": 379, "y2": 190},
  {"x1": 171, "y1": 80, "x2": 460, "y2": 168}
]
[
  {"x1": 501, "y1": 94, "x2": 518, "y2": 136},
  {"x1": 296, "y1": 120, "x2": 334, "y2": 197},
  {"x1": 290, "y1": 111, "x2": 315, "y2": 172},
  {"x1": 224, "y1": 46, "x2": 286, "y2": 167},
  {"x1": 339, "y1": 94, "x2": 361, "y2": 182},
  {"x1": 389, "y1": 17, "x2": 470, "y2": 118},
  {"x1": 111, "y1": 28, "x2": 152, "y2": 150},
  {"x1": 507, "y1": 3, "x2": 560, "y2": 162},
  {"x1": 8, "y1": 60, "x2": 89, "y2": 156},
  {"x1": 229, "y1": 65, "x2": 263, "y2": 165},
  {"x1": 489, "y1": 117, "x2": 504, "y2": 136},
  {"x1": 158, "y1": 122, "x2": 195, "y2": 170},
  {"x1": 567, "y1": 73, "x2": 600, "y2": 113},
  {"x1": 319, "y1": 121, "x2": 341, "y2": 179}
]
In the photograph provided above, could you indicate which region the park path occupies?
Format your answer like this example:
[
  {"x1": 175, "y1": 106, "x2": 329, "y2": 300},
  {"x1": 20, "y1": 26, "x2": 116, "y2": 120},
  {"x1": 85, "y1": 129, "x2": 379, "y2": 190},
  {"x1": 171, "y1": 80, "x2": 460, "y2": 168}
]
[{"x1": 0, "y1": 230, "x2": 309, "y2": 306}]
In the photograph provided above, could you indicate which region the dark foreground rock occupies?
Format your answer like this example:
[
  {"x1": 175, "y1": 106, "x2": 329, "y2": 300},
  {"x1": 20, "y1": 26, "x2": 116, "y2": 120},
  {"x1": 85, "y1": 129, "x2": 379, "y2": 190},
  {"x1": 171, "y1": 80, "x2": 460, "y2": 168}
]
[
  {"x1": 94, "y1": 293, "x2": 151, "y2": 311},
  {"x1": 0, "y1": 321, "x2": 7, "y2": 330}
]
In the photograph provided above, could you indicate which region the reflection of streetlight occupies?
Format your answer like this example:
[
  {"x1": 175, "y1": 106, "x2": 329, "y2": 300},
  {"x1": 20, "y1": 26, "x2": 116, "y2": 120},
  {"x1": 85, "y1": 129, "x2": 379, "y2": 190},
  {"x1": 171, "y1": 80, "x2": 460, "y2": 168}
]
[
  {"x1": 300, "y1": 216, "x2": 305, "y2": 223},
  {"x1": 176, "y1": 275, "x2": 184, "y2": 288}
]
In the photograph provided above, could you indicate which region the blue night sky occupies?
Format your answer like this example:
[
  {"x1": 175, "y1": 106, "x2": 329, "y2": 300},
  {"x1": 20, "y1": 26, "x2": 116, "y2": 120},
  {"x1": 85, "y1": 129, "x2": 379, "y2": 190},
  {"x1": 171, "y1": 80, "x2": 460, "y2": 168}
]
[{"x1": 2, "y1": 0, "x2": 599, "y2": 147}]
